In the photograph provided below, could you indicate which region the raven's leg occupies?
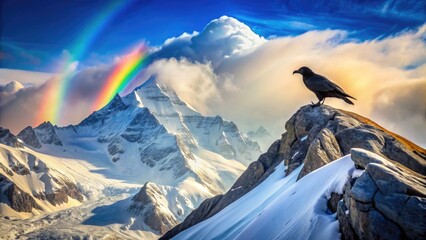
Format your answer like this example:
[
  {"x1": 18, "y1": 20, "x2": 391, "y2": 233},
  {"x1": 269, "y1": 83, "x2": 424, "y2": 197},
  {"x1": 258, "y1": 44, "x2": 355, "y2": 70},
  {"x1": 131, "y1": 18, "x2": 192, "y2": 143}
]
[
  {"x1": 321, "y1": 98, "x2": 326, "y2": 105},
  {"x1": 310, "y1": 100, "x2": 321, "y2": 107}
]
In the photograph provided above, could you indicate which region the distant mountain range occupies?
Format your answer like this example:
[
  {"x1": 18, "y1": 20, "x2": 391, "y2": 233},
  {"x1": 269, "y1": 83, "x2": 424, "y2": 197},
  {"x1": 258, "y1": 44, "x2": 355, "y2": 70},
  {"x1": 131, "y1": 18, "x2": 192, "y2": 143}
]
[{"x1": 0, "y1": 76, "x2": 266, "y2": 238}]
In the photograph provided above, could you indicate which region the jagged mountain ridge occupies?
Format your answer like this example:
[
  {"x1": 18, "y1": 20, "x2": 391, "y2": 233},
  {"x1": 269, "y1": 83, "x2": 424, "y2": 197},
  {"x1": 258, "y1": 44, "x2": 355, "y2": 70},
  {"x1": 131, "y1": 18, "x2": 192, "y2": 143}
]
[
  {"x1": 162, "y1": 105, "x2": 426, "y2": 240},
  {"x1": 11, "y1": 76, "x2": 263, "y2": 235}
]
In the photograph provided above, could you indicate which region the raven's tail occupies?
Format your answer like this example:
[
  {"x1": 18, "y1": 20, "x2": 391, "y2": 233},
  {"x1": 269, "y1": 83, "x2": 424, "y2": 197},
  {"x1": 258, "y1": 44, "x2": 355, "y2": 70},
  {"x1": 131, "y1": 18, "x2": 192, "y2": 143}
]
[
  {"x1": 341, "y1": 91, "x2": 356, "y2": 100},
  {"x1": 342, "y1": 96, "x2": 354, "y2": 105}
]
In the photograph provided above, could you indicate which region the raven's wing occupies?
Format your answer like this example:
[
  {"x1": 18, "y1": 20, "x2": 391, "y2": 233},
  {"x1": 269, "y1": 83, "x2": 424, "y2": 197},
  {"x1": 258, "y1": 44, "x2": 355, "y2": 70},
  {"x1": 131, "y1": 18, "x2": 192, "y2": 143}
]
[{"x1": 305, "y1": 74, "x2": 345, "y2": 93}]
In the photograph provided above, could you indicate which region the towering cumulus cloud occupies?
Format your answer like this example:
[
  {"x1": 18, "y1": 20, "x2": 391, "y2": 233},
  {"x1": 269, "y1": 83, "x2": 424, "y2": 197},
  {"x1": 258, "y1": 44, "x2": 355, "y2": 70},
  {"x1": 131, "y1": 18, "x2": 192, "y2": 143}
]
[{"x1": 0, "y1": 16, "x2": 425, "y2": 145}]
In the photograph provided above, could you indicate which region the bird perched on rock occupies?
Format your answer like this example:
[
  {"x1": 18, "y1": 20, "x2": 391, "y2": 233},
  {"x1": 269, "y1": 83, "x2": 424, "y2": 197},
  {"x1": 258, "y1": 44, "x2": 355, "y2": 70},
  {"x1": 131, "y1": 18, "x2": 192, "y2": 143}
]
[{"x1": 293, "y1": 66, "x2": 356, "y2": 107}]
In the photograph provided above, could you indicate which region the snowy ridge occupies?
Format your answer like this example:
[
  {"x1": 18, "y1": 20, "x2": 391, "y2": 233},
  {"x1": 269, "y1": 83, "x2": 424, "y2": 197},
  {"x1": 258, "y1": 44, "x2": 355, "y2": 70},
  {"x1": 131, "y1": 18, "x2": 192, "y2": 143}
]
[
  {"x1": 126, "y1": 76, "x2": 262, "y2": 165},
  {"x1": 174, "y1": 155, "x2": 355, "y2": 240}
]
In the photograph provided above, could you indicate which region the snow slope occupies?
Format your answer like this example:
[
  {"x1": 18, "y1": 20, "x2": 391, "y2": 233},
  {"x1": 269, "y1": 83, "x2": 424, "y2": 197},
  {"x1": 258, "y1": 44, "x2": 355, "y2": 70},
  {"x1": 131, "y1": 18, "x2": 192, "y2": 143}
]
[
  {"x1": 5, "y1": 76, "x2": 263, "y2": 236},
  {"x1": 174, "y1": 155, "x2": 357, "y2": 240}
]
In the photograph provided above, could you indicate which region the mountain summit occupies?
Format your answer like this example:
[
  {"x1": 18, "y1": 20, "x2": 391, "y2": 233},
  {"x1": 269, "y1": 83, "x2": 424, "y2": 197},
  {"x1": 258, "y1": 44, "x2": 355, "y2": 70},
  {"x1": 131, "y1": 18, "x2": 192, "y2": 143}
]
[{"x1": 162, "y1": 104, "x2": 426, "y2": 240}]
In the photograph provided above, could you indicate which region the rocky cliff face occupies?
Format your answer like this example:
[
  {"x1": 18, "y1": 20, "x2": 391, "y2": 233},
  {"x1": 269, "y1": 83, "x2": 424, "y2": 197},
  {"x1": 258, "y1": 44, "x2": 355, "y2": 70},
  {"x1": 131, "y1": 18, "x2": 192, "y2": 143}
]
[
  {"x1": 17, "y1": 122, "x2": 62, "y2": 148},
  {"x1": 0, "y1": 142, "x2": 84, "y2": 215},
  {"x1": 128, "y1": 182, "x2": 180, "y2": 235},
  {"x1": 0, "y1": 128, "x2": 23, "y2": 148},
  {"x1": 17, "y1": 126, "x2": 41, "y2": 149},
  {"x1": 162, "y1": 105, "x2": 426, "y2": 239},
  {"x1": 337, "y1": 148, "x2": 425, "y2": 240},
  {"x1": 278, "y1": 105, "x2": 425, "y2": 178}
]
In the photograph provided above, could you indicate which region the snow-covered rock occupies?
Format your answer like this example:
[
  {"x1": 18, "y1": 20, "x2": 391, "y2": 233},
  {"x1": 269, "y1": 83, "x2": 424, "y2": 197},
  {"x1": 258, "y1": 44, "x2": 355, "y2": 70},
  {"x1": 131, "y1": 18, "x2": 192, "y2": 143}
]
[
  {"x1": 163, "y1": 105, "x2": 426, "y2": 240},
  {"x1": 0, "y1": 143, "x2": 84, "y2": 217}
]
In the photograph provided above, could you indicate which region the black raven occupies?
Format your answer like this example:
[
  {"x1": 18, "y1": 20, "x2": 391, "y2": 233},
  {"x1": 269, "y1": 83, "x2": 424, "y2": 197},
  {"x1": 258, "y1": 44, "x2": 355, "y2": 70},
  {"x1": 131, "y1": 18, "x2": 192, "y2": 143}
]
[{"x1": 293, "y1": 66, "x2": 356, "y2": 107}]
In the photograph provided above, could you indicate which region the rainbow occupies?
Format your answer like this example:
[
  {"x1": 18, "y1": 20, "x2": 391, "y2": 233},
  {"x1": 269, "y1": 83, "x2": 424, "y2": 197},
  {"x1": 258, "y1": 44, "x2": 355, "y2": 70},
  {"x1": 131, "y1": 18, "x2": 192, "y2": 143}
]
[
  {"x1": 37, "y1": 0, "x2": 130, "y2": 125},
  {"x1": 93, "y1": 44, "x2": 149, "y2": 111}
]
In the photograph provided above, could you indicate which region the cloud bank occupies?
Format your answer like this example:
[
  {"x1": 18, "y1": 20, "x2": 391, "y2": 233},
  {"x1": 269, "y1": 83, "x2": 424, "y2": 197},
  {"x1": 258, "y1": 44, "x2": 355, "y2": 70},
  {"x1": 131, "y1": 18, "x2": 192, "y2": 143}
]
[{"x1": 1, "y1": 16, "x2": 425, "y2": 146}]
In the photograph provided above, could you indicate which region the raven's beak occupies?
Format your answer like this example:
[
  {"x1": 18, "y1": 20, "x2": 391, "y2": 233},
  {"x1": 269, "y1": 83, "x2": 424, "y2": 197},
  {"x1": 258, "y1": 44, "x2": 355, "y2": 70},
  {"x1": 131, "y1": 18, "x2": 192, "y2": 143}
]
[{"x1": 293, "y1": 70, "x2": 299, "y2": 75}]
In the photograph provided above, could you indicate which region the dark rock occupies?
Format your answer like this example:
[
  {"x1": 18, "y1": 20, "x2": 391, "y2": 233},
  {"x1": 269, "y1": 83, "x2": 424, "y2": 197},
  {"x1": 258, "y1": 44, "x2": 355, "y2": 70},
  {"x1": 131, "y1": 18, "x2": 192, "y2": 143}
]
[
  {"x1": 17, "y1": 126, "x2": 41, "y2": 149},
  {"x1": 350, "y1": 172, "x2": 377, "y2": 203},
  {"x1": 34, "y1": 122, "x2": 63, "y2": 146},
  {"x1": 299, "y1": 128, "x2": 342, "y2": 179},
  {"x1": 350, "y1": 148, "x2": 387, "y2": 169},
  {"x1": 0, "y1": 127, "x2": 23, "y2": 148},
  {"x1": 279, "y1": 105, "x2": 425, "y2": 177},
  {"x1": 33, "y1": 180, "x2": 84, "y2": 206},
  {"x1": 366, "y1": 163, "x2": 426, "y2": 196},
  {"x1": 337, "y1": 200, "x2": 359, "y2": 240},
  {"x1": 374, "y1": 192, "x2": 426, "y2": 239},
  {"x1": 368, "y1": 209, "x2": 406, "y2": 240},
  {"x1": 348, "y1": 197, "x2": 373, "y2": 238},
  {"x1": 339, "y1": 145, "x2": 425, "y2": 240},
  {"x1": 129, "y1": 182, "x2": 179, "y2": 235},
  {"x1": 4, "y1": 182, "x2": 41, "y2": 212},
  {"x1": 327, "y1": 192, "x2": 343, "y2": 213},
  {"x1": 335, "y1": 127, "x2": 385, "y2": 155}
]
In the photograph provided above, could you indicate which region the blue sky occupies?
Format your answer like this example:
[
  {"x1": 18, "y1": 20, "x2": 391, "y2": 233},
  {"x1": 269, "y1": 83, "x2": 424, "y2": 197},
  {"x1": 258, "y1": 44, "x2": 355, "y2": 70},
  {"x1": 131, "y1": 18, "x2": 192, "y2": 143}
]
[{"x1": 1, "y1": 0, "x2": 425, "y2": 71}]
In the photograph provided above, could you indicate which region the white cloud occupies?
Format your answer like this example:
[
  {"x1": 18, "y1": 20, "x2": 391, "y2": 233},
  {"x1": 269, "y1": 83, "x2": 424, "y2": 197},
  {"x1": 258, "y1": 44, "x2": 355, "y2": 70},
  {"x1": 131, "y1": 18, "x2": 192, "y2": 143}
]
[
  {"x1": 0, "y1": 68, "x2": 53, "y2": 86},
  {"x1": 152, "y1": 16, "x2": 266, "y2": 68},
  {"x1": 145, "y1": 58, "x2": 222, "y2": 114},
  {"x1": 1, "y1": 16, "x2": 425, "y2": 146}
]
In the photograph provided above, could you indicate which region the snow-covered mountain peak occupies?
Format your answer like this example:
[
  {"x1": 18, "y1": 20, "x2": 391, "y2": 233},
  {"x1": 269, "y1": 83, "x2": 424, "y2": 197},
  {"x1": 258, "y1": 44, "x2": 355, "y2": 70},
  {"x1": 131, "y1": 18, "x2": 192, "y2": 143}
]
[
  {"x1": 125, "y1": 76, "x2": 200, "y2": 119},
  {"x1": 248, "y1": 126, "x2": 271, "y2": 138},
  {"x1": 9, "y1": 73, "x2": 264, "y2": 237},
  {"x1": 2, "y1": 80, "x2": 24, "y2": 94},
  {"x1": 18, "y1": 121, "x2": 63, "y2": 148},
  {"x1": 79, "y1": 94, "x2": 128, "y2": 127}
]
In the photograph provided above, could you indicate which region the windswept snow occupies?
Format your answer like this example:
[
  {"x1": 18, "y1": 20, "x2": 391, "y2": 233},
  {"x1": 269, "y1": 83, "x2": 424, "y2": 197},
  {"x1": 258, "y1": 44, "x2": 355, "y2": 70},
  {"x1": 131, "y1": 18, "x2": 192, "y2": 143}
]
[{"x1": 175, "y1": 155, "x2": 356, "y2": 240}]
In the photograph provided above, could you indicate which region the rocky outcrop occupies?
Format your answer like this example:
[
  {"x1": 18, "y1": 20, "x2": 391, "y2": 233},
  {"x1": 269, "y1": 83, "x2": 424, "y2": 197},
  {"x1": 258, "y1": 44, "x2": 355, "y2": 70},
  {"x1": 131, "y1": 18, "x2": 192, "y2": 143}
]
[
  {"x1": 17, "y1": 126, "x2": 41, "y2": 149},
  {"x1": 0, "y1": 128, "x2": 23, "y2": 148},
  {"x1": 0, "y1": 176, "x2": 41, "y2": 213},
  {"x1": 33, "y1": 181, "x2": 84, "y2": 206},
  {"x1": 279, "y1": 105, "x2": 425, "y2": 177},
  {"x1": 17, "y1": 122, "x2": 63, "y2": 148},
  {"x1": 0, "y1": 145, "x2": 84, "y2": 214},
  {"x1": 338, "y1": 148, "x2": 426, "y2": 240},
  {"x1": 298, "y1": 128, "x2": 342, "y2": 179},
  {"x1": 128, "y1": 182, "x2": 180, "y2": 235},
  {"x1": 162, "y1": 105, "x2": 426, "y2": 239},
  {"x1": 33, "y1": 122, "x2": 63, "y2": 146}
]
